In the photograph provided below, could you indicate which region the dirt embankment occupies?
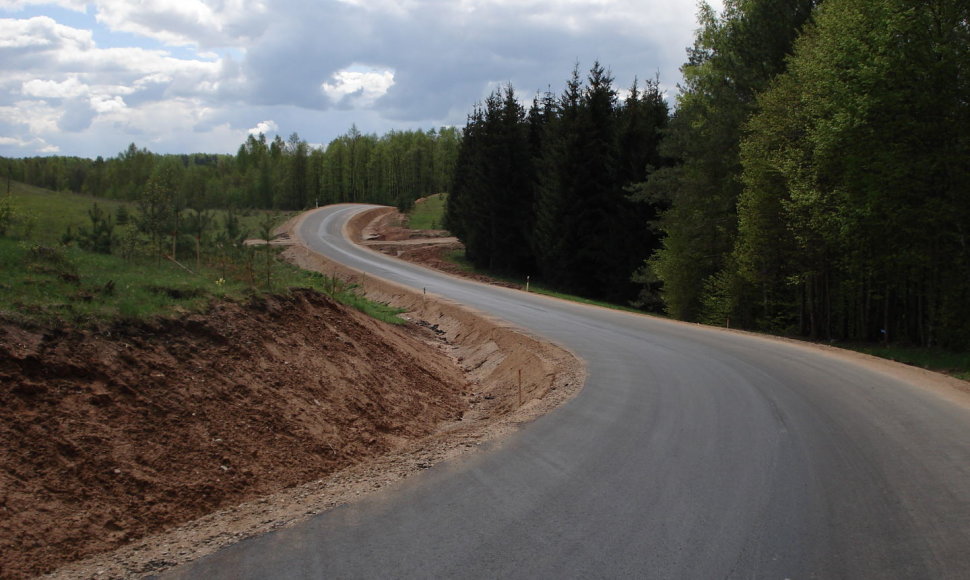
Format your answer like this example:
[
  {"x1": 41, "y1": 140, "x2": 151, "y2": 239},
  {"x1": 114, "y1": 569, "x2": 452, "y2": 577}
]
[
  {"x1": 0, "y1": 291, "x2": 468, "y2": 578},
  {"x1": 6, "y1": 205, "x2": 584, "y2": 580},
  {"x1": 286, "y1": 206, "x2": 583, "y2": 423},
  {"x1": 358, "y1": 207, "x2": 520, "y2": 287}
]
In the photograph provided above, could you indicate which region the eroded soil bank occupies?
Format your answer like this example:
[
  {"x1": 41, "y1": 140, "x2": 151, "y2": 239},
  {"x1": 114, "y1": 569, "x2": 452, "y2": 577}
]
[{"x1": 0, "y1": 291, "x2": 468, "y2": 578}]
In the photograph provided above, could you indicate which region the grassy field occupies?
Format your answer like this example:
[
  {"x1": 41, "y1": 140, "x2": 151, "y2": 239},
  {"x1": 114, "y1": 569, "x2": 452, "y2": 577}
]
[
  {"x1": 4, "y1": 181, "x2": 280, "y2": 244},
  {"x1": 0, "y1": 184, "x2": 404, "y2": 326},
  {"x1": 4, "y1": 182, "x2": 129, "y2": 244},
  {"x1": 407, "y1": 193, "x2": 447, "y2": 230}
]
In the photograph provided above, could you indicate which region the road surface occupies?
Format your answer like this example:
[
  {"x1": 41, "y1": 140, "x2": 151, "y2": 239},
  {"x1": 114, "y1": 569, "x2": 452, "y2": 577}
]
[{"x1": 162, "y1": 204, "x2": 970, "y2": 579}]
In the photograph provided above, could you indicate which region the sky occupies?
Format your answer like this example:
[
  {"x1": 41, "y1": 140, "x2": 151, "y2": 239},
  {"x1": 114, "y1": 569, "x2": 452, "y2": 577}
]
[{"x1": 0, "y1": 0, "x2": 722, "y2": 158}]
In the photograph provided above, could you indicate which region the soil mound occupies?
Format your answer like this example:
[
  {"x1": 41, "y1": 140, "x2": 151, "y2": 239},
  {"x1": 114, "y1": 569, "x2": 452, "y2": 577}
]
[
  {"x1": 0, "y1": 290, "x2": 466, "y2": 579},
  {"x1": 358, "y1": 208, "x2": 517, "y2": 287}
]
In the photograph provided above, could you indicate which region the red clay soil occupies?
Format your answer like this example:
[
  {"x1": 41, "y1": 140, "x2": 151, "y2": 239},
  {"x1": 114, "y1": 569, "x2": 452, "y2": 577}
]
[{"x1": 0, "y1": 290, "x2": 467, "y2": 579}]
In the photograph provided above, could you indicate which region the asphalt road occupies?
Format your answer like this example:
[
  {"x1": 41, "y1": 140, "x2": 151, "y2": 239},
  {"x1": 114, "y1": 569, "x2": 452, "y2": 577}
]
[{"x1": 163, "y1": 204, "x2": 970, "y2": 579}]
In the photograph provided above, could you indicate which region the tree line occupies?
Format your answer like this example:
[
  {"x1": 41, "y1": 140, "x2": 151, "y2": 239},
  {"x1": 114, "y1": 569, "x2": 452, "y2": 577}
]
[
  {"x1": 445, "y1": 63, "x2": 670, "y2": 304},
  {"x1": 1, "y1": 126, "x2": 460, "y2": 213},
  {"x1": 644, "y1": 0, "x2": 969, "y2": 349}
]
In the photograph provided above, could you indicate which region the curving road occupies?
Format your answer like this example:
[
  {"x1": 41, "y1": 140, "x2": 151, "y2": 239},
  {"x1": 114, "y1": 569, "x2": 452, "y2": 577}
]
[{"x1": 164, "y1": 204, "x2": 970, "y2": 579}]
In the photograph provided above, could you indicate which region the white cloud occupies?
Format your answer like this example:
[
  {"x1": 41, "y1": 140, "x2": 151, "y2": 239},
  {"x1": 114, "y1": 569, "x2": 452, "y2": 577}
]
[
  {"x1": 248, "y1": 119, "x2": 277, "y2": 135},
  {"x1": 0, "y1": 15, "x2": 93, "y2": 49},
  {"x1": 0, "y1": 134, "x2": 59, "y2": 152},
  {"x1": 0, "y1": 13, "x2": 235, "y2": 153},
  {"x1": 0, "y1": 99, "x2": 62, "y2": 134},
  {"x1": 22, "y1": 75, "x2": 87, "y2": 98},
  {"x1": 0, "y1": 0, "x2": 87, "y2": 10},
  {"x1": 89, "y1": 93, "x2": 124, "y2": 113},
  {"x1": 322, "y1": 67, "x2": 395, "y2": 108},
  {"x1": 1, "y1": 0, "x2": 717, "y2": 156},
  {"x1": 90, "y1": 0, "x2": 268, "y2": 48}
]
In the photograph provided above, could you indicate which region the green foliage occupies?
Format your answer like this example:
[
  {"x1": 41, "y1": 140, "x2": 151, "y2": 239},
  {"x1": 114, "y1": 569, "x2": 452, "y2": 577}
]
[
  {"x1": 448, "y1": 63, "x2": 670, "y2": 304},
  {"x1": 1, "y1": 125, "x2": 461, "y2": 215},
  {"x1": 448, "y1": 83, "x2": 536, "y2": 274},
  {"x1": 736, "y1": 0, "x2": 970, "y2": 348},
  {"x1": 329, "y1": 281, "x2": 407, "y2": 325},
  {"x1": 76, "y1": 203, "x2": 115, "y2": 254},
  {"x1": 0, "y1": 194, "x2": 14, "y2": 236},
  {"x1": 115, "y1": 204, "x2": 130, "y2": 226},
  {"x1": 0, "y1": 236, "x2": 404, "y2": 327},
  {"x1": 640, "y1": 0, "x2": 818, "y2": 321},
  {"x1": 0, "y1": 238, "x2": 227, "y2": 324},
  {"x1": 136, "y1": 171, "x2": 176, "y2": 259},
  {"x1": 257, "y1": 212, "x2": 277, "y2": 290}
]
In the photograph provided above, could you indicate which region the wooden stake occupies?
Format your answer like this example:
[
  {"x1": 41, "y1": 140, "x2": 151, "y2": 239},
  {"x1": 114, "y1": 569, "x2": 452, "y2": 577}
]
[{"x1": 164, "y1": 254, "x2": 195, "y2": 275}]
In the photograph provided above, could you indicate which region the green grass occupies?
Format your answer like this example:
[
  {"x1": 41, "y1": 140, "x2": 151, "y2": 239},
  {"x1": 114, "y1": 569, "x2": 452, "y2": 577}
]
[
  {"x1": 332, "y1": 284, "x2": 407, "y2": 324},
  {"x1": 0, "y1": 236, "x2": 406, "y2": 327},
  {"x1": 524, "y1": 284, "x2": 646, "y2": 314},
  {"x1": 0, "y1": 238, "x2": 238, "y2": 324},
  {"x1": 0, "y1": 183, "x2": 405, "y2": 327},
  {"x1": 4, "y1": 181, "x2": 291, "y2": 244},
  {"x1": 443, "y1": 248, "x2": 644, "y2": 315},
  {"x1": 836, "y1": 342, "x2": 970, "y2": 381},
  {"x1": 6, "y1": 182, "x2": 130, "y2": 245},
  {"x1": 407, "y1": 193, "x2": 447, "y2": 230},
  {"x1": 444, "y1": 248, "x2": 476, "y2": 273}
]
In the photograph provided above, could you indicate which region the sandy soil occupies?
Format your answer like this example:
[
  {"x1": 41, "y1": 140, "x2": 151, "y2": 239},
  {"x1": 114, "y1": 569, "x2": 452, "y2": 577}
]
[
  {"x1": 10, "y1": 206, "x2": 583, "y2": 580},
  {"x1": 359, "y1": 208, "x2": 520, "y2": 288}
]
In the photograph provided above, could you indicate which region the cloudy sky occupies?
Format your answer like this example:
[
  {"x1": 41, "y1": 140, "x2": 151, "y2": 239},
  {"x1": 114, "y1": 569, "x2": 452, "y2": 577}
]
[{"x1": 0, "y1": 0, "x2": 721, "y2": 158}]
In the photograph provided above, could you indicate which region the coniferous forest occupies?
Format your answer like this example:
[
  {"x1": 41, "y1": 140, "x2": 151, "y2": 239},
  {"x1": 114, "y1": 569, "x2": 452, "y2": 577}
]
[
  {"x1": 445, "y1": 64, "x2": 670, "y2": 304},
  {"x1": 4, "y1": 0, "x2": 969, "y2": 350}
]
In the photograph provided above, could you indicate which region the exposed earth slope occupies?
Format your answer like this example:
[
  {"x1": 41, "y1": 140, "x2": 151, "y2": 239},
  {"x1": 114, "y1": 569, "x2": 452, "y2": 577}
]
[{"x1": 0, "y1": 290, "x2": 468, "y2": 578}]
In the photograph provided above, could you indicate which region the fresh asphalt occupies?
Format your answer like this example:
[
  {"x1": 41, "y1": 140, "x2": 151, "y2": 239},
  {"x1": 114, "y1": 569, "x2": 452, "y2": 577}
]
[{"x1": 161, "y1": 204, "x2": 970, "y2": 579}]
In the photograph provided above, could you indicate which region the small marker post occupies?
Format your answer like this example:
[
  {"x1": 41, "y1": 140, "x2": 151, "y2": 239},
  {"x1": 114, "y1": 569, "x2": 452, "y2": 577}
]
[{"x1": 518, "y1": 369, "x2": 523, "y2": 407}]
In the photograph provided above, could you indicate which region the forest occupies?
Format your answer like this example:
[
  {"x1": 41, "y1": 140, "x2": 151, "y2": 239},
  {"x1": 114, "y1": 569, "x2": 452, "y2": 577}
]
[
  {"x1": 659, "y1": 0, "x2": 970, "y2": 350},
  {"x1": 446, "y1": 0, "x2": 970, "y2": 350},
  {"x1": 0, "y1": 126, "x2": 460, "y2": 213}
]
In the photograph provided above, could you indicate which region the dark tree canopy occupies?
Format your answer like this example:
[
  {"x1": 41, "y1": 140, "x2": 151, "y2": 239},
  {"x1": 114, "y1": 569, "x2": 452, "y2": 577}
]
[{"x1": 447, "y1": 63, "x2": 670, "y2": 303}]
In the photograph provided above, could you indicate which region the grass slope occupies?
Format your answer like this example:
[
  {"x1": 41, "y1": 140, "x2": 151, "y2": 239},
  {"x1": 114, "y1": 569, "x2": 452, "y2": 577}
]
[
  {"x1": 1, "y1": 183, "x2": 404, "y2": 326},
  {"x1": 406, "y1": 193, "x2": 447, "y2": 230}
]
